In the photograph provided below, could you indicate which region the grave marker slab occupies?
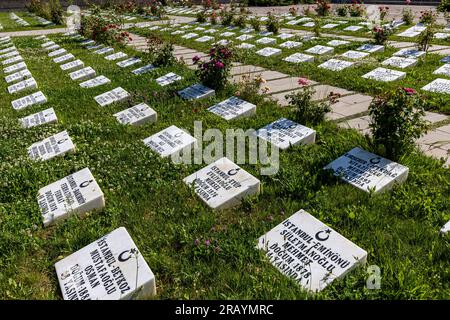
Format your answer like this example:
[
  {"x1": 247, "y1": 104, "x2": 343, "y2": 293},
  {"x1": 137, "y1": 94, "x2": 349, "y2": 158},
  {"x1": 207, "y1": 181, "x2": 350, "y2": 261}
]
[
  {"x1": 255, "y1": 118, "x2": 315, "y2": 150},
  {"x1": 181, "y1": 32, "x2": 198, "y2": 39},
  {"x1": 236, "y1": 34, "x2": 254, "y2": 41},
  {"x1": 132, "y1": 64, "x2": 156, "y2": 75},
  {"x1": 208, "y1": 96, "x2": 256, "y2": 120},
  {"x1": 55, "y1": 227, "x2": 156, "y2": 300},
  {"x1": 61, "y1": 59, "x2": 84, "y2": 71},
  {"x1": 341, "y1": 50, "x2": 369, "y2": 60},
  {"x1": 322, "y1": 23, "x2": 339, "y2": 29},
  {"x1": 433, "y1": 64, "x2": 450, "y2": 77},
  {"x1": 37, "y1": 167, "x2": 104, "y2": 227},
  {"x1": 257, "y1": 209, "x2": 367, "y2": 292},
  {"x1": 114, "y1": 103, "x2": 157, "y2": 126},
  {"x1": 41, "y1": 41, "x2": 55, "y2": 48},
  {"x1": 327, "y1": 40, "x2": 350, "y2": 47},
  {"x1": 48, "y1": 48, "x2": 67, "y2": 57},
  {"x1": 256, "y1": 47, "x2": 282, "y2": 57},
  {"x1": 5, "y1": 68, "x2": 31, "y2": 84},
  {"x1": 393, "y1": 48, "x2": 425, "y2": 59},
  {"x1": 178, "y1": 83, "x2": 215, "y2": 100},
  {"x1": 344, "y1": 25, "x2": 363, "y2": 31},
  {"x1": 237, "y1": 43, "x2": 255, "y2": 49},
  {"x1": 302, "y1": 22, "x2": 315, "y2": 27},
  {"x1": 53, "y1": 53, "x2": 75, "y2": 64},
  {"x1": 2, "y1": 55, "x2": 23, "y2": 65},
  {"x1": 79, "y1": 75, "x2": 111, "y2": 88},
  {"x1": 44, "y1": 44, "x2": 60, "y2": 51},
  {"x1": 324, "y1": 147, "x2": 409, "y2": 193},
  {"x1": 8, "y1": 77, "x2": 37, "y2": 94},
  {"x1": 143, "y1": 125, "x2": 196, "y2": 158},
  {"x1": 69, "y1": 66, "x2": 96, "y2": 81},
  {"x1": 105, "y1": 52, "x2": 128, "y2": 61},
  {"x1": 278, "y1": 33, "x2": 295, "y2": 40},
  {"x1": 28, "y1": 130, "x2": 75, "y2": 161},
  {"x1": 94, "y1": 87, "x2": 130, "y2": 106},
  {"x1": 0, "y1": 50, "x2": 19, "y2": 59},
  {"x1": 195, "y1": 36, "x2": 214, "y2": 43},
  {"x1": 86, "y1": 44, "x2": 103, "y2": 50},
  {"x1": 256, "y1": 37, "x2": 276, "y2": 45},
  {"x1": 117, "y1": 57, "x2": 141, "y2": 68},
  {"x1": 319, "y1": 59, "x2": 354, "y2": 71},
  {"x1": 382, "y1": 56, "x2": 418, "y2": 69},
  {"x1": 11, "y1": 91, "x2": 47, "y2": 110},
  {"x1": 156, "y1": 72, "x2": 182, "y2": 86},
  {"x1": 283, "y1": 52, "x2": 314, "y2": 63},
  {"x1": 422, "y1": 78, "x2": 450, "y2": 94},
  {"x1": 441, "y1": 220, "x2": 450, "y2": 234},
  {"x1": 95, "y1": 47, "x2": 114, "y2": 55},
  {"x1": 305, "y1": 45, "x2": 334, "y2": 55},
  {"x1": 362, "y1": 67, "x2": 406, "y2": 82},
  {"x1": 220, "y1": 32, "x2": 235, "y2": 37},
  {"x1": 0, "y1": 46, "x2": 16, "y2": 54},
  {"x1": 3, "y1": 61, "x2": 27, "y2": 74},
  {"x1": 279, "y1": 41, "x2": 302, "y2": 49},
  {"x1": 20, "y1": 107, "x2": 57, "y2": 128},
  {"x1": 357, "y1": 44, "x2": 384, "y2": 53},
  {"x1": 183, "y1": 157, "x2": 260, "y2": 209}
]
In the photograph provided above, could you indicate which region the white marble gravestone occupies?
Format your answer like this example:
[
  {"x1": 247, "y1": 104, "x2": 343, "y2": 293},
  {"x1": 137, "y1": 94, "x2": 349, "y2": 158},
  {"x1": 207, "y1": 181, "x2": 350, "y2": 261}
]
[
  {"x1": 195, "y1": 36, "x2": 214, "y2": 43},
  {"x1": 441, "y1": 220, "x2": 450, "y2": 234},
  {"x1": 171, "y1": 30, "x2": 186, "y2": 35},
  {"x1": 20, "y1": 107, "x2": 57, "y2": 128},
  {"x1": 256, "y1": 37, "x2": 276, "y2": 45},
  {"x1": 324, "y1": 147, "x2": 409, "y2": 193},
  {"x1": 0, "y1": 46, "x2": 16, "y2": 54},
  {"x1": 357, "y1": 44, "x2": 384, "y2": 53},
  {"x1": 105, "y1": 52, "x2": 128, "y2": 61},
  {"x1": 393, "y1": 48, "x2": 425, "y2": 59},
  {"x1": 132, "y1": 64, "x2": 156, "y2": 75},
  {"x1": 8, "y1": 77, "x2": 37, "y2": 94},
  {"x1": 38, "y1": 167, "x2": 104, "y2": 226},
  {"x1": 322, "y1": 23, "x2": 339, "y2": 29},
  {"x1": 257, "y1": 209, "x2": 367, "y2": 292},
  {"x1": 181, "y1": 32, "x2": 198, "y2": 39},
  {"x1": 80, "y1": 39, "x2": 95, "y2": 46},
  {"x1": 79, "y1": 75, "x2": 111, "y2": 88},
  {"x1": 256, "y1": 118, "x2": 315, "y2": 150},
  {"x1": 55, "y1": 227, "x2": 156, "y2": 300},
  {"x1": 11, "y1": 91, "x2": 47, "y2": 111},
  {"x1": 362, "y1": 67, "x2": 406, "y2": 82},
  {"x1": 94, "y1": 47, "x2": 114, "y2": 55},
  {"x1": 0, "y1": 50, "x2": 19, "y2": 59},
  {"x1": 422, "y1": 78, "x2": 450, "y2": 94},
  {"x1": 87, "y1": 44, "x2": 103, "y2": 50},
  {"x1": 344, "y1": 25, "x2": 363, "y2": 32},
  {"x1": 183, "y1": 157, "x2": 260, "y2": 210},
  {"x1": 283, "y1": 52, "x2": 314, "y2": 63},
  {"x1": 440, "y1": 56, "x2": 450, "y2": 63},
  {"x1": 256, "y1": 47, "x2": 282, "y2": 57},
  {"x1": 41, "y1": 41, "x2": 55, "y2": 48},
  {"x1": 44, "y1": 44, "x2": 60, "y2": 52},
  {"x1": 48, "y1": 48, "x2": 67, "y2": 57},
  {"x1": 203, "y1": 29, "x2": 217, "y2": 34},
  {"x1": 28, "y1": 130, "x2": 76, "y2": 161},
  {"x1": 237, "y1": 43, "x2": 255, "y2": 50},
  {"x1": 178, "y1": 83, "x2": 215, "y2": 100},
  {"x1": 156, "y1": 72, "x2": 182, "y2": 86},
  {"x1": 240, "y1": 27, "x2": 255, "y2": 33},
  {"x1": 117, "y1": 57, "x2": 141, "y2": 68},
  {"x1": 302, "y1": 22, "x2": 315, "y2": 27},
  {"x1": 94, "y1": 87, "x2": 130, "y2": 106},
  {"x1": 279, "y1": 41, "x2": 302, "y2": 49},
  {"x1": 305, "y1": 45, "x2": 334, "y2": 55},
  {"x1": 220, "y1": 32, "x2": 235, "y2": 37},
  {"x1": 69, "y1": 66, "x2": 96, "y2": 81},
  {"x1": 114, "y1": 103, "x2": 157, "y2": 126},
  {"x1": 433, "y1": 64, "x2": 450, "y2": 77},
  {"x1": 278, "y1": 33, "x2": 295, "y2": 40},
  {"x1": 54, "y1": 53, "x2": 75, "y2": 64},
  {"x1": 319, "y1": 59, "x2": 354, "y2": 71},
  {"x1": 382, "y1": 56, "x2": 418, "y2": 69},
  {"x1": 4, "y1": 61, "x2": 27, "y2": 74},
  {"x1": 143, "y1": 125, "x2": 197, "y2": 158},
  {"x1": 236, "y1": 34, "x2": 253, "y2": 41},
  {"x1": 61, "y1": 59, "x2": 84, "y2": 71},
  {"x1": 341, "y1": 50, "x2": 369, "y2": 60},
  {"x1": 2, "y1": 55, "x2": 23, "y2": 65},
  {"x1": 208, "y1": 96, "x2": 256, "y2": 120},
  {"x1": 5, "y1": 68, "x2": 31, "y2": 84}
]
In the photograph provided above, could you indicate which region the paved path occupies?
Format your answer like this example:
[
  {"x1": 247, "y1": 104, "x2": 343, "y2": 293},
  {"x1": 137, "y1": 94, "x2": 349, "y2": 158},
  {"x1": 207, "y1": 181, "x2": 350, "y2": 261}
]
[{"x1": 127, "y1": 31, "x2": 449, "y2": 167}]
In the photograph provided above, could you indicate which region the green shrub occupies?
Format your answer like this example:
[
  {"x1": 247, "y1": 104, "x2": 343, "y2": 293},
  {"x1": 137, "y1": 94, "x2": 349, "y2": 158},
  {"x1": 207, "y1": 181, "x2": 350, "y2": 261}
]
[
  {"x1": 49, "y1": 0, "x2": 64, "y2": 25},
  {"x1": 336, "y1": 5, "x2": 348, "y2": 17},
  {"x1": 249, "y1": 16, "x2": 261, "y2": 31},
  {"x1": 438, "y1": 0, "x2": 450, "y2": 13},
  {"x1": 402, "y1": 7, "x2": 414, "y2": 25},
  {"x1": 266, "y1": 11, "x2": 280, "y2": 34},
  {"x1": 315, "y1": 0, "x2": 332, "y2": 16},
  {"x1": 369, "y1": 87, "x2": 428, "y2": 161},
  {"x1": 196, "y1": 10, "x2": 207, "y2": 23},
  {"x1": 194, "y1": 45, "x2": 233, "y2": 91},
  {"x1": 234, "y1": 14, "x2": 247, "y2": 28},
  {"x1": 146, "y1": 35, "x2": 175, "y2": 67}
]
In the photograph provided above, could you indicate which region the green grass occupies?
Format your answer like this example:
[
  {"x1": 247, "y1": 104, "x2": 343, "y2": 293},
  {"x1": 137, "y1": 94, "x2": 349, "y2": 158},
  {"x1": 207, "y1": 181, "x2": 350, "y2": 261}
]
[
  {"x1": 132, "y1": 23, "x2": 450, "y2": 115},
  {"x1": 0, "y1": 34, "x2": 449, "y2": 300}
]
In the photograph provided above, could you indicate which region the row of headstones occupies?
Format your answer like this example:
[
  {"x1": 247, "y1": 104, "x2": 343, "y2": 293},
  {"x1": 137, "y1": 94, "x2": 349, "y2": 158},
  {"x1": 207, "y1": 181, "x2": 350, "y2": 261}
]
[
  {"x1": 26, "y1": 12, "x2": 54, "y2": 26},
  {"x1": 9, "y1": 12, "x2": 30, "y2": 27},
  {"x1": 159, "y1": 21, "x2": 450, "y2": 95},
  {"x1": 83, "y1": 9, "x2": 159, "y2": 21},
  {"x1": 13, "y1": 32, "x2": 450, "y2": 299}
]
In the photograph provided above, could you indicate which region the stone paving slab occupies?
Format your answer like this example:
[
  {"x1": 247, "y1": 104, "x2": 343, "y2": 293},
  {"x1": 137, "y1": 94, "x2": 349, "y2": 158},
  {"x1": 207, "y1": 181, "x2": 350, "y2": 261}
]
[
  {"x1": 338, "y1": 116, "x2": 371, "y2": 135},
  {"x1": 270, "y1": 84, "x2": 353, "y2": 107},
  {"x1": 265, "y1": 77, "x2": 318, "y2": 96},
  {"x1": 417, "y1": 124, "x2": 450, "y2": 167},
  {"x1": 326, "y1": 94, "x2": 373, "y2": 120},
  {"x1": 232, "y1": 70, "x2": 288, "y2": 84},
  {"x1": 230, "y1": 64, "x2": 266, "y2": 76},
  {"x1": 0, "y1": 28, "x2": 68, "y2": 37}
]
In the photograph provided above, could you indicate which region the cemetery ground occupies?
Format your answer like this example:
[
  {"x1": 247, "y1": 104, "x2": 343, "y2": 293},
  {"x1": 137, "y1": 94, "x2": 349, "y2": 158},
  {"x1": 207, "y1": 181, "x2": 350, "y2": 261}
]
[
  {"x1": 1, "y1": 31, "x2": 450, "y2": 300},
  {"x1": 132, "y1": 24, "x2": 450, "y2": 115},
  {"x1": 0, "y1": 12, "x2": 64, "y2": 32}
]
